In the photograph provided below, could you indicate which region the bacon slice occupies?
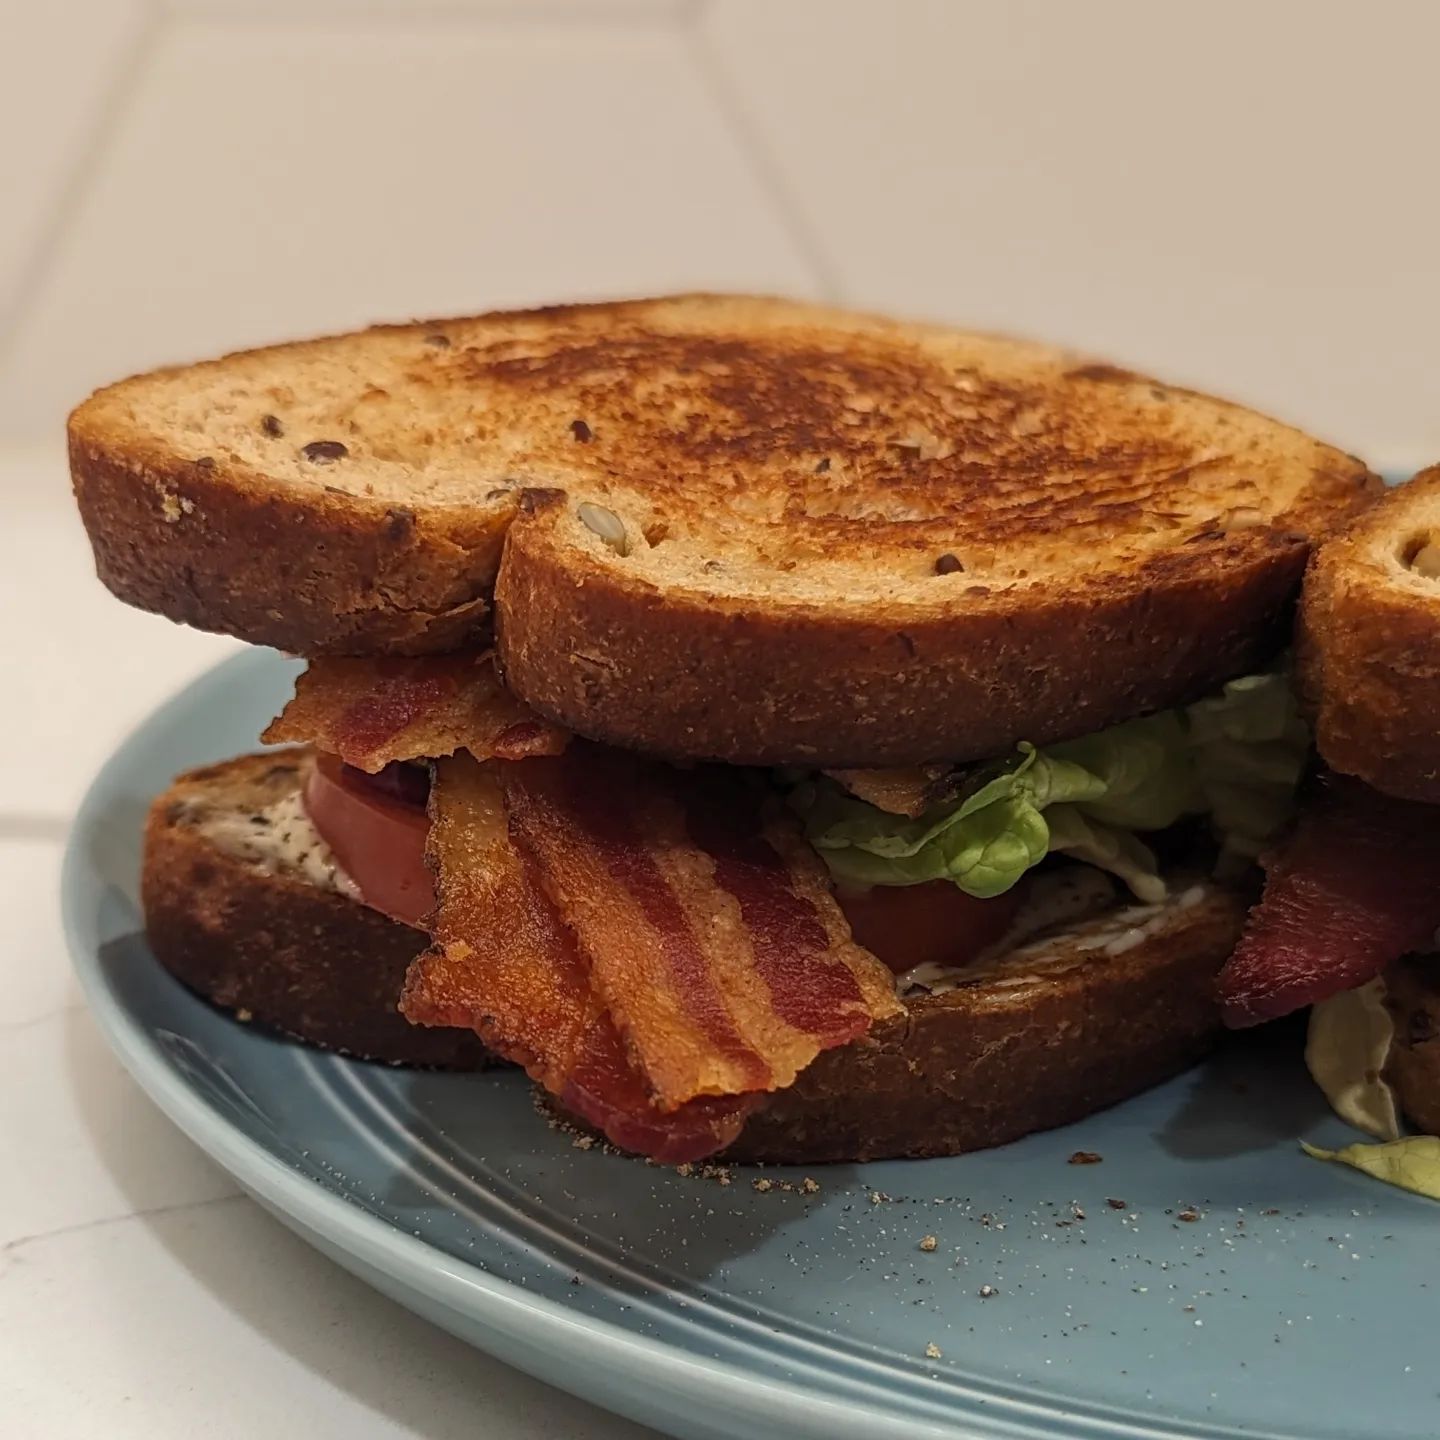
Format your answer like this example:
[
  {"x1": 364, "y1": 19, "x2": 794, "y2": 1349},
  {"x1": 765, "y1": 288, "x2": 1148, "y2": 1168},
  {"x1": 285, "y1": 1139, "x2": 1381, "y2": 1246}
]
[
  {"x1": 824, "y1": 764, "x2": 959, "y2": 818},
  {"x1": 399, "y1": 755, "x2": 753, "y2": 1163},
  {"x1": 1218, "y1": 775, "x2": 1440, "y2": 1028},
  {"x1": 502, "y1": 747, "x2": 901, "y2": 1111},
  {"x1": 263, "y1": 653, "x2": 567, "y2": 773}
]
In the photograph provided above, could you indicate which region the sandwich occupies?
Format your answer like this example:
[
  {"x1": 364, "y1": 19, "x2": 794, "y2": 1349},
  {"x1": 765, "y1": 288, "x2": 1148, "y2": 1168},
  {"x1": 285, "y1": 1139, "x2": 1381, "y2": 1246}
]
[
  {"x1": 1215, "y1": 469, "x2": 1440, "y2": 1185},
  {"x1": 69, "y1": 294, "x2": 1377, "y2": 1164}
]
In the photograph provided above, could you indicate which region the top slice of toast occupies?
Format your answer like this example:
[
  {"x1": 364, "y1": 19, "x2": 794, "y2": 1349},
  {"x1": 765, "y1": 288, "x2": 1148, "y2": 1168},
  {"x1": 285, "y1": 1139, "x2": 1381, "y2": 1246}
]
[
  {"x1": 70, "y1": 294, "x2": 1376, "y2": 765},
  {"x1": 1299, "y1": 467, "x2": 1440, "y2": 800}
]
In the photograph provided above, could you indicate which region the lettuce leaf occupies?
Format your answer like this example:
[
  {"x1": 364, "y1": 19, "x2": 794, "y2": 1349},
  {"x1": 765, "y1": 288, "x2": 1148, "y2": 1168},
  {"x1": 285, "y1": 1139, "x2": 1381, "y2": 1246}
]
[
  {"x1": 1305, "y1": 982, "x2": 1403, "y2": 1142},
  {"x1": 1187, "y1": 671, "x2": 1309, "y2": 865},
  {"x1": 1044, "y1": 807, "x2": 1167, "y2": 904},
  {"x1": 1049, "y1": 712, "x2": 1201, "y2": 832},
  {"x1": 1301, "y1": 1136, "x2": 1440, "y2": 1201},
  {"x1": 794, "y1": 667, "x2": 1309, "y2": 903},
  {"x1": 803, "y1": 746, "x2": 1076, "y2": 897}
]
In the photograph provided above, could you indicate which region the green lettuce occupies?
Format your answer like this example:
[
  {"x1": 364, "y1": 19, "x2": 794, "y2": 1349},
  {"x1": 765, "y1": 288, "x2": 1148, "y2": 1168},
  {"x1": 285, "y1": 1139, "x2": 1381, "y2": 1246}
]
[
  {"x1": 794, "y1": 667, "x2": 1308, "y2": 902},
  {"x1": 796, "y1": 747, "x2": 1082, "y2": 898},
  {"x1": 1305, "y1": 982, "x2": 1402, "y2": 1142},
  {"x1": 1188, "y1": 671, "x2": 1310, "y2": 866},
  {"x1": 1302, "y1": 1137, "x2": 1440, "y2": 1202},
  {"x1": 1043, "y1": 807, "x2": 1167, "y2": 905}
]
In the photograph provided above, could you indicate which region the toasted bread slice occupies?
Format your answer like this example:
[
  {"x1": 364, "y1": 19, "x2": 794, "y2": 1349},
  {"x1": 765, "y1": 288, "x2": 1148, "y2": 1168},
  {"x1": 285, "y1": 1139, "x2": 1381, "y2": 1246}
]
[
  {"x1": 143, "y1": 750, "x2": 490, "y2": 1067},
  {"x1": 72, "y1": 295, "x2": 1374, "y2": 766},
  {"x1": 724, "y1": 879, "x2": 1245, "y2": 1162},
  {"x1": 1299, "y1": 468, "x2": 1440, "y2": 800},
  {"x1": 1383, "y1": 956, "x2": 1440, "y2": 1137}
]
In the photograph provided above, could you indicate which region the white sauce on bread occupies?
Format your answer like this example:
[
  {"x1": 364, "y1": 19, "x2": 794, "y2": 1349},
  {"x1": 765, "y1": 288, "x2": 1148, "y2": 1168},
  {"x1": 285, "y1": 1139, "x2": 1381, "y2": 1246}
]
[
  {"x1": 898, "y1": 867, "x2": 1209, "y2": 997},
  {"x1": 195, "y1": 791, "x2": 361, "y2": 899}
]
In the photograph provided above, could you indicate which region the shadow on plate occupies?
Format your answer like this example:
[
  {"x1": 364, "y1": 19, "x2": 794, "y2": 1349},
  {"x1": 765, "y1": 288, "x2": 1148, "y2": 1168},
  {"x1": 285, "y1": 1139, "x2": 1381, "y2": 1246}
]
[
  {"x1": 1158, "y1": 1019, "x2": 1329, "y2": 1159},
  {"x1": 91, "y1": 929, "x2": 814, "y2": 1308}
]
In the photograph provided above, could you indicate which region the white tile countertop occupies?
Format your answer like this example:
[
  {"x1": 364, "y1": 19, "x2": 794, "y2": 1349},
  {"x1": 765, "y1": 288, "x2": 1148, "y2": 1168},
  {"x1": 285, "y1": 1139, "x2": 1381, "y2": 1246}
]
[{"x1": 0, "y1": 447, "x2": 657, "y2": 1439}]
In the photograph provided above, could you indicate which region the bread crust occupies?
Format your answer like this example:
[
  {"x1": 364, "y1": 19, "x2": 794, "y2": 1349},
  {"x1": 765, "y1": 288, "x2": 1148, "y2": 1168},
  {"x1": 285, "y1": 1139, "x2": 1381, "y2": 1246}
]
[
  {"x1": 727, "y1": 882, "x2": 1246, "y2": 1162},
  {"x1": 1383, "y1": 956, "x2": 1440, "y2": 1137},
  {"x1": 498, "y1": 503, "x2": 1311, "y2": 765},
  {"x1": 71, "y1": 296, "x2": 1376, "y2": 764},
  {"x1": 1299, "y1": 468, "x2": 1440, "y2": 800},
  {"x1": 70, "y1": 434, "x2": 503, "y2": 656},
  {"x1": 143, "y1": 753, "x2": 490, "y2": 1067}
]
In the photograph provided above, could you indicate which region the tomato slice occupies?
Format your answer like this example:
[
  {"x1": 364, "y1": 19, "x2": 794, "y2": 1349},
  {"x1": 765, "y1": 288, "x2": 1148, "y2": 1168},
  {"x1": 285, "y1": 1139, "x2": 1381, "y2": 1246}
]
[
  {"x1": 835, "y1": 879, "x2": 1023, "y2": 975},
  {"x1": 303, "y1": 753, "x2": 434, "y2": 927}
]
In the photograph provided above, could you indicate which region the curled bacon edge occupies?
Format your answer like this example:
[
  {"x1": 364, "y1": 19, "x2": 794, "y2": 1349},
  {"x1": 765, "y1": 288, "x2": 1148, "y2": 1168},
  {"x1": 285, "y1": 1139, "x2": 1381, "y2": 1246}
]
[
  {"x1": 1217, "y1": 774, "x2": 1440, "y2": 1029},
  {"x1": 263, "y1": 653, "x2": 568, "y2": 772}
]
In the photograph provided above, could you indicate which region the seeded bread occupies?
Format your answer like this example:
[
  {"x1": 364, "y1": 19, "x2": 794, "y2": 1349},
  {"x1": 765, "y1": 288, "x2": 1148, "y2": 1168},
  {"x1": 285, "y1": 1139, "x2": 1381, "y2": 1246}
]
[
  {"x1": 1298, "y1": 468, "x2": 1440, "y2": 801},
  {"x1": 72, "y1": 295, "x2": 1375, "y2": 766},
  {"x1": 722, "y1": 879, "x2": 1246, "y2": 1162},
  {"x1": 142, "y1": 750, "x2": 491, "y2": 1067}
]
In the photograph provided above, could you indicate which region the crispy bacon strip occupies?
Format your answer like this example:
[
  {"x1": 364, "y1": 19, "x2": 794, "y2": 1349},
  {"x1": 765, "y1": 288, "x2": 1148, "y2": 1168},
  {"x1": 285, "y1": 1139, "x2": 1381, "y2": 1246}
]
[
  {"x1": 1218, "y1": 775, "x2": 1440, "y2": 1028},
  {"x1": 400, "y1": 755, "x2": 753, "y2": 1163},
  {"x1": 503, "y1": 747, "x2": 901, "y2": 1112},
  {"x1": 263, "y1": 653, "x2": 567, "y2": 773},
  {"x1": 824, "y1": 764, "x2": 959, "y2": 818}
]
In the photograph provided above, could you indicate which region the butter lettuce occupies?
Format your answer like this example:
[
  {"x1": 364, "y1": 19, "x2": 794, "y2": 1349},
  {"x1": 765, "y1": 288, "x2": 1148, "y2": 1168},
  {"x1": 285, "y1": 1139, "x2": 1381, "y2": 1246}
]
[
  {"x1": 1044, "y1": 807, "x2": 1167, "y2": 905},
  {"x1": 794, "y1": 667, "x2": 1308, "y2": 902},
  {"x1": 1049, "y1": 712, "x2": 1200, "y2": 832},
  {"x1": 1305, "y1": 982, "x2": 1403, "y2": 1142},
  {"x1": 1188, "y1": 671, "x2": 1309, "y2": 865},
  {"x1": 1302, "y1": 1136, "x2": 1440, "y2": 1202},
  {"x1": 798, "y1": 747, "x2": 1078, "y2": 898}
]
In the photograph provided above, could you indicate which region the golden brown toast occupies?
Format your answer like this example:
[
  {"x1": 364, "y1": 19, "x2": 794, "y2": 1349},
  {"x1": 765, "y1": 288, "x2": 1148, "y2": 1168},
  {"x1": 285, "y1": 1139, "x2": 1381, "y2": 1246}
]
[
  {"x1": 1298, "y1": 467, "x2": 1440, "y2": 800},
  {"x1": 71, "y1": 294, "x2": 1376, "y2": 765}
]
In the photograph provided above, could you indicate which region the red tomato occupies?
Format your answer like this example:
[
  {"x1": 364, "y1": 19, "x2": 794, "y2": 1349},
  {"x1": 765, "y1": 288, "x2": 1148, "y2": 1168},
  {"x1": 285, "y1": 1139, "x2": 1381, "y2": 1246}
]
[
  {"x1": 303, "y1": 753, "x2": 434, "y2": 927},
  {"x1": 835, "y1": 879, "x2": 1024, "y2": 975}
]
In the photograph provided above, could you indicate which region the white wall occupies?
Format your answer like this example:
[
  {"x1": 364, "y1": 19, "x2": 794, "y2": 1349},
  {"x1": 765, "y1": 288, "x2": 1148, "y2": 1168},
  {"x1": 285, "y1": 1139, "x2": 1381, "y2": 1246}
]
[{"x1": 3, "y1": 0, "x2": 1438, "y2": 474}]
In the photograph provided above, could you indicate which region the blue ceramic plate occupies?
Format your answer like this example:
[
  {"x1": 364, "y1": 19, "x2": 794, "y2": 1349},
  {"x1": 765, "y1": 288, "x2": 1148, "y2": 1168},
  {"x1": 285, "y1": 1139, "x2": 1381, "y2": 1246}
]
[{"x1": 65, "y1": 649, "x2": 1438, "y2": 1440}]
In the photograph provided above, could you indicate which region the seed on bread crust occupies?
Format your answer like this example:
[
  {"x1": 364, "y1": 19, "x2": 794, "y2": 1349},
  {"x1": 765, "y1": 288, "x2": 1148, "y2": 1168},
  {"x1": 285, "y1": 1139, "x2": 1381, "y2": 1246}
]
[
  {"x1": 578, "y1": 501, "x2": 629, "y2": 555},
  {"x1": 260, "y1": 413, "x2": 285, "y2": 438},
  {"x1": 570, "y1": 419, "x2": 593, "y2": 443},
  {"x1": 300, "y1": 439, "x2": 349, "y2": 464},
  {"x1": 1408, "y1": 540, "x2": 1440, "y2": 579},
  {"x1": 934, "y1": 552, "x2": 964, "y2": 575},
  {"x1": 1221, "y1": 505, "x2": 1266, "y2": 531}
]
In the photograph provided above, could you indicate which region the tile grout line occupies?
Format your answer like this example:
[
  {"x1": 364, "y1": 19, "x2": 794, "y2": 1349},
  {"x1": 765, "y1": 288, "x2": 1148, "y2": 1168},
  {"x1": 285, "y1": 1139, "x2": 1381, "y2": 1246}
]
[
  {"x1": 0, "y1": 1002, "x2": 87, "y2": 1035},
  {"x1": 681, "y1": 0, "x2": 844, "y2": 303},
  {"x1": 0, "y1": 814, "x2": 73, "y2": 843},
  {"x1": 0, "y1": 4, "x2": 166, "y2": 364},
  {"x1": 1, "y1": 1193, "x2": 249, "y2": 1265},
  {"x1": 153, "y1": 0, "x2": 689, "y2": 26}
]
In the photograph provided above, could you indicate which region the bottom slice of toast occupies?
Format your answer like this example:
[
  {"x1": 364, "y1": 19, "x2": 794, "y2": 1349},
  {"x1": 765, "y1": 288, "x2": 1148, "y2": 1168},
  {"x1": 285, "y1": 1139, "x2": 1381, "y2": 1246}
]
[{"x1": 726, "y1": 881, "x2": 1246, "y2": 1162}]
